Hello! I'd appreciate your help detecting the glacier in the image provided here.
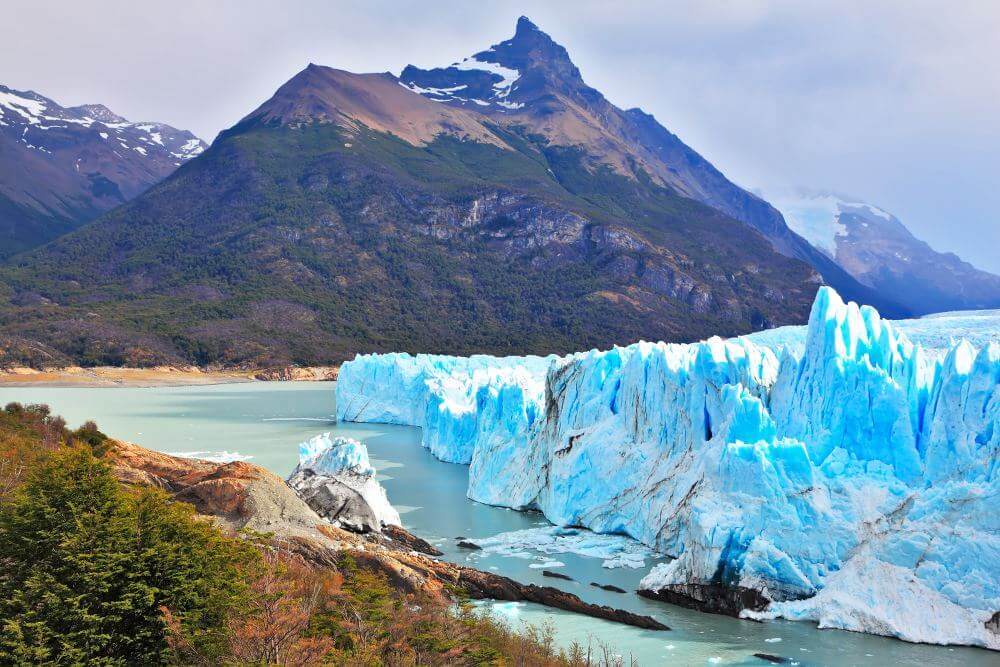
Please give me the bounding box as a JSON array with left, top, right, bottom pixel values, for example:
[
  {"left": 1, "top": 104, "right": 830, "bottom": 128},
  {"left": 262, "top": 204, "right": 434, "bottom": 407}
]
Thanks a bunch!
[{"left": 335, "top": 287, "right": 1000, "bottom": 649}]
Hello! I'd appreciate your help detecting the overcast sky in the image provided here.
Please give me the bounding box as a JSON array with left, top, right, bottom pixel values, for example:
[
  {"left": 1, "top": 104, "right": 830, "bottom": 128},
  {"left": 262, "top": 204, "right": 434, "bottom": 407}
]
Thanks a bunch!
[{"left": 7, "top": 1, "right": 999, "bottom": 272}]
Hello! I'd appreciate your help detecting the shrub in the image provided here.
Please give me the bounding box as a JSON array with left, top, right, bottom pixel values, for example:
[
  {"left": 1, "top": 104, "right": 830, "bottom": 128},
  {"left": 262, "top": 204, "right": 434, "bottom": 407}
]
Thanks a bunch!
[{"left": 0, "top": 447, "right": 255, "bottom": 665}]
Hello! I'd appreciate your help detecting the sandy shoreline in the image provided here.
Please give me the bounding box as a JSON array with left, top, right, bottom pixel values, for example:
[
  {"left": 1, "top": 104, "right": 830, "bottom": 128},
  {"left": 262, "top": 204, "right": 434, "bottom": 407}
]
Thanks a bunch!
[{"left": 0, "top": 365, "right": 337, "bottom": 388}]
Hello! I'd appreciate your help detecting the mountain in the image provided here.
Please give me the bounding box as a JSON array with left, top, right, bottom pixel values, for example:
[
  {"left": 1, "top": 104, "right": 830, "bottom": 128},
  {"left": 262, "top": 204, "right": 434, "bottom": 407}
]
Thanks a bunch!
[
  {"left": 0, "top": 84, "right": 206, "bottom": 259},
  {"left": 400, "top": 16, "right": 898, "bottom": 316},
  {"left": 1, "top": 19, "right": 863, "bottom": 368},
  {"left": 767, "top": 189, "right": 1000, "bottom": 314}
]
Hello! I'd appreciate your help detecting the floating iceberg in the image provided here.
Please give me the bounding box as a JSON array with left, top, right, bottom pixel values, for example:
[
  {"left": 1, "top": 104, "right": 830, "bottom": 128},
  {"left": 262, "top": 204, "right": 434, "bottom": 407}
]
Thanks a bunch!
[
  {"left": 336, "top": 288, "right": 1000, "bottom": 649},
  {"left": 461, "top": 526, "right": 655, "bottom": 569},
  {"left": 288, "top": 433, "right": 399, "bottom": 532},
  {"left": 298, "top": 432, "right": 375, "bottom": 476},
  {"left": 165, "top": 450, "right": 253, "bottom": 463}
]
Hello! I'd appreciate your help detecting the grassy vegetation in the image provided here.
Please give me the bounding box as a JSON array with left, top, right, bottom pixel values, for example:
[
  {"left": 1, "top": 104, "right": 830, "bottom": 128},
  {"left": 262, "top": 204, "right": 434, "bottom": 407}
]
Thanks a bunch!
[
  {"left": 0, "top": 120, "right": 817, "bottom": 369},
  {"left": 0, "top": 404, "right": 628, "bottom": 666}
]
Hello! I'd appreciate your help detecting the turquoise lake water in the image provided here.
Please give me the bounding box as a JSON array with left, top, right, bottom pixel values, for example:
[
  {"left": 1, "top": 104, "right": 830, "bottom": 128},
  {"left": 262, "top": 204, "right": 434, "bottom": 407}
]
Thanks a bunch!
[{"left": 1, "top": 382, "right": 995, "bottom": 666}]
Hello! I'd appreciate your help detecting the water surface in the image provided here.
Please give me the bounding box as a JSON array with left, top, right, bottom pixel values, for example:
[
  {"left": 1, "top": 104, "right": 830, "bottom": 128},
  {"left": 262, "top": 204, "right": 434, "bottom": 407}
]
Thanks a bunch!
[{"left": 1, "top": 383, "right": 994, "bottom": 666}]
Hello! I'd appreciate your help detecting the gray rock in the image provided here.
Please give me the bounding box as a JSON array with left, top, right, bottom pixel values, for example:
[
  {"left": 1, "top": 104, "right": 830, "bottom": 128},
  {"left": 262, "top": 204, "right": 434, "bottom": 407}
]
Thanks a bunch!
[{"left": 287, "top": 466, "right": 399, "bottom": 534}]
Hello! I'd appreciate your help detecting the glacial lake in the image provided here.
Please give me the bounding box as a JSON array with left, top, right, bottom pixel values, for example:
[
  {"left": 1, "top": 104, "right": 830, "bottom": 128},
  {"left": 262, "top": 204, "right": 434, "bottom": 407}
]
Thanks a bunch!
[{"left": 2, "top": 381, "right": 995, "bottom": 667}]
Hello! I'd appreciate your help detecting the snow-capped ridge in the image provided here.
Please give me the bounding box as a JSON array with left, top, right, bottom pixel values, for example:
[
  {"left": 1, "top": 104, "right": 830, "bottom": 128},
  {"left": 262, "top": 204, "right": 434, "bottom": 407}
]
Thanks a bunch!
[
  {"left": 767, "top": 188, "right": 1000, "bottom": 314},
  {"left": 0, "top": 83, "right": 207, "bottom": 160}
]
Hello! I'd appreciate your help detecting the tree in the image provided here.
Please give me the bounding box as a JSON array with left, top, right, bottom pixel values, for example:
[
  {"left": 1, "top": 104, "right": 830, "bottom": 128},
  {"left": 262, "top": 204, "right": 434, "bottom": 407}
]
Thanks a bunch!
[{"left": 0, "top": 447, "right": 255, "bottom": 665}]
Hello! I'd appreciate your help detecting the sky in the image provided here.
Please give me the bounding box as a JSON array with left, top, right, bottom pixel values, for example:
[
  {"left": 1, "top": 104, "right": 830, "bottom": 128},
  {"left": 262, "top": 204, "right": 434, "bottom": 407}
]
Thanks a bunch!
[{"left": 7, "top": 1, "right": 1000, "bottom": 272}]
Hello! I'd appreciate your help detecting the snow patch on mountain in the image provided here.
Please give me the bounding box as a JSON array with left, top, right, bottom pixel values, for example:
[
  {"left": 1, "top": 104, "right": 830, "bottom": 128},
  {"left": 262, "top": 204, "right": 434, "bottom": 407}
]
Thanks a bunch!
[
  {"left": 451, "top": 56, "right": 522, "bottom": 108},
  {"left": 0, "top": 83, "right": 207, "bottom": 161},
  {"left": 336, "top": 288, "right": 1000, "bottom": 649},
  {"left": 765, "top": 193, "right": 848, "bottom": 257},
  {"left": 0, "top": 90, "right": 47, "bottom": 124}
]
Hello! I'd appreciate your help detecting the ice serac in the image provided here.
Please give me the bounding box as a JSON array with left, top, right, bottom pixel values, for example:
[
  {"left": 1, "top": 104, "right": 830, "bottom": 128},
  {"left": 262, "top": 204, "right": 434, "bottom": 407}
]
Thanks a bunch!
[
  {"left": 335, "top": 287, "right": 1000, "bottom": 649},
  {"left": 336, "top": 352, "right": 555, "bottom": 464},
  {"left": 287, "top": 433, "right": 400, "bottom": 532}
]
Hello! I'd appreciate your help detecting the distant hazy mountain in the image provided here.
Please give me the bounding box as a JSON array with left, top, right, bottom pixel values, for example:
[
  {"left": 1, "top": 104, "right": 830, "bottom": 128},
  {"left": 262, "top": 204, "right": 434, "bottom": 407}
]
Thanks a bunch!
[
  {"left": 767, "top": 189, "right": 1000, "bottom": 314},
  {"left": 0, "top": 18, "right": 889, "bottom": 368},
  {"left": 0, "top": 84, "right": 206, "bottom": 258}
]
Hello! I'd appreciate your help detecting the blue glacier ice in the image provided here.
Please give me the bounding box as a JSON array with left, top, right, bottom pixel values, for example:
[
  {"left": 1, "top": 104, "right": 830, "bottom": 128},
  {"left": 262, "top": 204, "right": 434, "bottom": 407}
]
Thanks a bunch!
[
  {"left": 337, "top": 353, "right": 555, "bottom": 463},
  {"left": 335, "top": 288, "right": 1000, "bottom": 649},
  {"left": 298, "top": 432, "right": 376, "bottom": 476},
  {"left": 462, "top": 526, "right": 656, "bottom": 569}
]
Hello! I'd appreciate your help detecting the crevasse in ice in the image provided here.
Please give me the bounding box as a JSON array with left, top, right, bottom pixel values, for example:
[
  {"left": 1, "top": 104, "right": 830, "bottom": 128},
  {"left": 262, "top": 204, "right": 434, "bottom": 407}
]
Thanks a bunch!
[{"left": 335, "top": 287, "right": 1000, "bottom": 649}]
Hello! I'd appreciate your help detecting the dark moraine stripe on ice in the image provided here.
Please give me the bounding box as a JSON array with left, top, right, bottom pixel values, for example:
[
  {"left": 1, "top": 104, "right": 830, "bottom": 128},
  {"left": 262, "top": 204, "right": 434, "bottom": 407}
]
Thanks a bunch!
[{"left": 638, "top": 583, "right": 770, "bottom": 617}]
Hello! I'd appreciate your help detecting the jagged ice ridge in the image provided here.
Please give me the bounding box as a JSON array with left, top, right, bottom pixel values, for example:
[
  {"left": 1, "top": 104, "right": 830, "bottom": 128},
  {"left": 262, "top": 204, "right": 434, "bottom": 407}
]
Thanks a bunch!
[{"left": 335, "top": 287, "right": 999, "bottom": 649}]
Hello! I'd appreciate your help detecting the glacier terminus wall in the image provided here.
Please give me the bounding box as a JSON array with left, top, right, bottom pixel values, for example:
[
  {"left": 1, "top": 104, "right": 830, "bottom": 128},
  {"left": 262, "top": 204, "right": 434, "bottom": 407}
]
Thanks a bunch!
[{"left": 335, "top": 287, "right": 1000, "bottom": 650}]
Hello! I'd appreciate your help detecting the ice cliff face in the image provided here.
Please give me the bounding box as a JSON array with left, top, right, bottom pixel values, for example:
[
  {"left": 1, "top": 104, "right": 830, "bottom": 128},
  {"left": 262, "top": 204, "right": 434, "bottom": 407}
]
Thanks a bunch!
[
  {"left": 335, "top": 287, "right": 1000, "bottom": 649},
  {"left": 337, "top": 353, "right": 555, "bottom": 464},
  {"left": 288, "top": 434, "right": 400, "bottom": 533}
]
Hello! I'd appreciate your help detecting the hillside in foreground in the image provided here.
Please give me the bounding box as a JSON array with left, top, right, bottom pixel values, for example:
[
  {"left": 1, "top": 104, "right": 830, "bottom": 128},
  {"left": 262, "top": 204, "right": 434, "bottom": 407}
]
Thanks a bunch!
[{"left": 0, "top": 402, "right": 620, "bottom": 665}]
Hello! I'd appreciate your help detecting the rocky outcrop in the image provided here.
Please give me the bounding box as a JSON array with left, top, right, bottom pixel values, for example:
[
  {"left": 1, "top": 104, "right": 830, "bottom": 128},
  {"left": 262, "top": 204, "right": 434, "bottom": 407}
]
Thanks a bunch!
[
  {"left": 109, "top": 440, "right": 668, "bottom": 631},
  {"left": 382, "top": 524, "right": 442, "bottom": 556},
  {"left": 590, "top": 583, "right": 626, "bottom": 594},
  {"left": 288, "top": 467, "right": 393, "bottom": 533},
  {"left": 287, "top": 434, "right": 400, "bottom": 532},
  {"left": 110, "top": 441, "right": 337, "bottom": 544},
  {"left": 988, "top": 612, "right": 1000, "bottom": 635},
  {"left": 638, "top": 583, "right": 770, "bottom": 618},
  {"left": 456, "top": 568, "right": 668, "bottom": 631},
  {"left": 253, "top": 366, "right": 338, "bottom": 381}
]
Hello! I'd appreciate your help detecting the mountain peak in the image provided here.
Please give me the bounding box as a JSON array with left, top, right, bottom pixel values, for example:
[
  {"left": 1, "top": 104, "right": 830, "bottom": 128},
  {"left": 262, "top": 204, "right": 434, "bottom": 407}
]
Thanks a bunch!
[
  {"left": 399, "top": 16, "right": 581, "bottom": 111},
  {"left": 515, "top": 15, "right": 538, "bottom": 32},
  {"left": 513, "top": 15, "right": 546, "bottom": 41},
  {"left": 66, "top": 103, "right": 126, "bottom": 124},
  {"left": 501, "top": 16, "right": 573, "bottom": 68},
  {"left": 241, "top": 64, "right": 507, "bottom": 148}
]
